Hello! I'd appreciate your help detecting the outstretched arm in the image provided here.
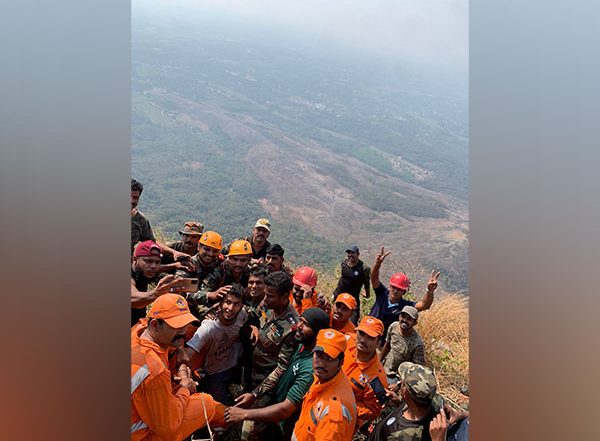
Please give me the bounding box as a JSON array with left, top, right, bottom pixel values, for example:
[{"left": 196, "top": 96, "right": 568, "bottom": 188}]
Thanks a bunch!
[
  {"left": 225, "top": 398, "right": 297, "bottom": 424},
  {"left": 131, "top": 275, "right": 186, "bottom": 308}
]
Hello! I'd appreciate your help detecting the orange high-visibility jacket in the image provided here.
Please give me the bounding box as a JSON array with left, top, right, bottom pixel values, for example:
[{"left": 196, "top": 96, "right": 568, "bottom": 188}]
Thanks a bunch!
[
  {"left": 330, "top": 313, "right": 356, "bottom": 336},
  {"left": 342, "top": 346, "right": 388, "bottom": 428},
  {"left": 131, "top": 324, "right": 218, "bottom": 441},
  {"left": 292, "top": 370, "right": 357, "bottom": 441}
]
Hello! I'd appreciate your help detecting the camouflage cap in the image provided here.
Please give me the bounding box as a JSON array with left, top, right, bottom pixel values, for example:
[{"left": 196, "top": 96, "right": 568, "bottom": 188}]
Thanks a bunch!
[
  {"left": 398, "top": 362, "right": 437, "bottom": 404},
  {"left": 178, "top": 221, "right": 204, "bottom": 236}
]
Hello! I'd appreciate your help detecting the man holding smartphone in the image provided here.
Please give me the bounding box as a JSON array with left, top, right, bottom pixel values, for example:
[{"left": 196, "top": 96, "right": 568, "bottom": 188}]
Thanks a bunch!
[{"left": 342, "top": 316, "right": 389, "bottom": 432}]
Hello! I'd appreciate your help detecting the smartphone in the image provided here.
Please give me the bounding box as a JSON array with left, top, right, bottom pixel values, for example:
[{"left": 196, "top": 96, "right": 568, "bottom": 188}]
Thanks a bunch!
[
  {"left": 180, "top": 278, "right": 199, "bottom": 293},
  {"left": 370, "top": 377, "right": 389, "bottom": 405}
]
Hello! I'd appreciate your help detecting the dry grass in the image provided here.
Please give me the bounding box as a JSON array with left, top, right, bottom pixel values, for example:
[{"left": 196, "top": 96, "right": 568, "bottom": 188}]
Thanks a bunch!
[
  {"left": 417, "top": 294, "right": 469, "bottom": 409},
  {"left": 317, "top": 266, "right": 470, "bottom": 410}
]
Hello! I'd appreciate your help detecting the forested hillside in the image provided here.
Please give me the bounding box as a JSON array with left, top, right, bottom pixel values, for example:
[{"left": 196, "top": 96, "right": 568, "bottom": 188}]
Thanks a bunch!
[{"left": 132, "top": 14, "right": 469, "bottom": 292}]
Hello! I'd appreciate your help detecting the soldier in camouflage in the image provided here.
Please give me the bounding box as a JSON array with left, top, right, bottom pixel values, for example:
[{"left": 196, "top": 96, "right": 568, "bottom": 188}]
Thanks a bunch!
[
  {"left": 201, "top": 239, "right": 252, "bottom": 293},
  {"left": 264, "top": 243, "right": 294, "bottom": 276},
  {"left": 234, "top": 271, "right": 300, "bottom": 440},
  {"left": 160, "top": 221, "right": 204, "bottom": 272},
  {"left": 366, "top": 362, "right": 447, "bottom": 441},
  {"left": 175, "top": 231, "right": 225, "bottom": 319}
]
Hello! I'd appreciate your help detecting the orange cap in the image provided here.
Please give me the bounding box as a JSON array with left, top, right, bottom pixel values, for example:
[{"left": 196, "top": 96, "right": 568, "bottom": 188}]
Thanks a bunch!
[
  {"left": 147, "top": 294, "right": 199, "bottom": 328},
  {"left": 355, "top": 315, "right": 384, "bottom": 338},
  {"left": 314, "top": 328, "right": 347, "bottom": 359},
  {"left": 335, "top": 293, "right": 357, "bottom": 310}
]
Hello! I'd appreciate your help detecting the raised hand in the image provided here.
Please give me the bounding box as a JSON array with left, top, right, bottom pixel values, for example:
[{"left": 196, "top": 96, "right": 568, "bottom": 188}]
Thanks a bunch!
[
  {"left": 429, "top": 408, "right": 448, "bottom": 441},
  {"left": 208, "top": 285, "right": 231, "bottom": 303},
  {"left": 375, "top": 246, "right": 391, "bottom": 265},
  {"left": 427, "top": 270, "right": 441, "bottom": 293}
]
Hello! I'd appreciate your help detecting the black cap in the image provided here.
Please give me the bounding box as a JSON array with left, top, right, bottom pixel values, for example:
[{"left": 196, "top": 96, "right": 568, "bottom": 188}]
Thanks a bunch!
[
  {"left": 345, "top": 245, "right": 359, "bottom": 253},
  {"left": 301, "top": 308, "right": 330, "bottom": 334}
]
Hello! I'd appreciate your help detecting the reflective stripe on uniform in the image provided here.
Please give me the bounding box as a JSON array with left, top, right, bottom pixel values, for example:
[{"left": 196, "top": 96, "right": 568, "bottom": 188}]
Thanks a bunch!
[
  {"left": 131, "top": 364, "right": 151, "bottom": 394},
  {"left": 131, "top": 420, "right": 148, "bottom": 433},
  {"left": 291, "top": 432, "right": 298, "bottom": 441},
  {"left": 310, "top": 408, "right": 318, "bottom": 425},
  {"left": 320, "top": 405, "right": 330, "bottom": 420},
  {"left": 341, "top": 404, "right": 353, "bottom": 423}
]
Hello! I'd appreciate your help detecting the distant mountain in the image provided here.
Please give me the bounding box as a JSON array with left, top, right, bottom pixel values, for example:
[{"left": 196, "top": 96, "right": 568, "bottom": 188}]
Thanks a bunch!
[{"left": 132, "top": 17, "right": 469, "bottom": 292}]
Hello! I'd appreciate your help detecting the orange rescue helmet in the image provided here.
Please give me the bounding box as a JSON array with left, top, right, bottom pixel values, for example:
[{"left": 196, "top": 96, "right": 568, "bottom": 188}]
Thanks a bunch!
[
  {"left": 293, "top": 266, "right": 318, "bottom": 288},
  {"left": 228, "top": 239, "right": 253, "bottom": 256},
  {"left": 198, "top": 231, "right": 223, "bottom": 250},
  {"left": 389, "top": 272, "right": 411, "bottom": 290}
]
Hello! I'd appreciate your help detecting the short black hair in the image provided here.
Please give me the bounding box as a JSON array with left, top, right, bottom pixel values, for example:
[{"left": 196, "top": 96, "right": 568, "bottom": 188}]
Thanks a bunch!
[
  {"left": 249, "top": 266, "right": 268, "bottom": 279},
  {"left": 227, "top": 283, "right": 245, "bottom": 300},
  {"left": 264, "top": 271, "right": 292, "bottom": 296},
  {"left": 131, "top": 178, "right": 144, "bottom": 194},
  {"left": 266, "top": 243, "right": 284, "bottom": 257}
]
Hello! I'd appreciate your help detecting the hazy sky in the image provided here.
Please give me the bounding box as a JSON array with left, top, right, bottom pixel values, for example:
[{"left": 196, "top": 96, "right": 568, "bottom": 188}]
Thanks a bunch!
[{"left": 134, "top": 0, "right": 468, "bottom": 72}]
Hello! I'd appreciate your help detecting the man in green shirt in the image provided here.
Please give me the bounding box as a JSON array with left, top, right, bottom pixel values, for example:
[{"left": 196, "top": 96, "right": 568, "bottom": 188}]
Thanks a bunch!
[{"left": 225, "top": 307, "right": 331, "bottom": 439}]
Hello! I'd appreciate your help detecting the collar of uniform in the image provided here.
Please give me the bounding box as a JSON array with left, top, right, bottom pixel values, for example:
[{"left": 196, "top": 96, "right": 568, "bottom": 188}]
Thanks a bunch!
[
  {"left": 298, "top": 344, "right": 315, "bottom": 358},
  {"left": 269, "top": 301, "right": 295, "bottom": 322},
  {"left": 134, "top": 322, "right": 170, "bottom": 358},
  {"left": 355, "top": 352, "right": 379, "bottom": 371},
  {"left": 311, "top": 368, "right": 347, "bottom": 393}
]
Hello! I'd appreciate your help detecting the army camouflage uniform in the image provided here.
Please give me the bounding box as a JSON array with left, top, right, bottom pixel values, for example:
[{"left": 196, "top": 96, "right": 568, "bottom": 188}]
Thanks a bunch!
[
  {"left": 174, "top": 256, "right": 221, "bottom": 319},
  {"left": 201, "top": 261, "right": 250, "bottom": 293},
  {"left": 383, "top": 323, "right": 425, "bottom": 379},
  {"left": 241, "top": 302, "right": 300, "bottom": 441},
  {"left": 131, "top": 210, "right": 155, "bottom": 254},
  {"left": 367, "top": 362, "right": 441, "bottom": 441},
  {"left": 160, "top": 241, "right": 191, "bottom": 269},
  {"left": 251, "top": 302, "right": 300, "bottom": 395}
]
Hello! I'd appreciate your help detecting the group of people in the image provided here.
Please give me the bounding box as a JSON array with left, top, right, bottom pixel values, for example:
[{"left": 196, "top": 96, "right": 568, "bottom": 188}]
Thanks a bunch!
[{"left": 130, "top": 179, "right": 469, "bottom": 441}]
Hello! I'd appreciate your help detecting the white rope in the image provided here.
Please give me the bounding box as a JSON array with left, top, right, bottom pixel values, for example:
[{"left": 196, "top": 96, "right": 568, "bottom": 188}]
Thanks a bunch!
[{"left": 192, "top": 394, "right": 214, "bottom": 441}]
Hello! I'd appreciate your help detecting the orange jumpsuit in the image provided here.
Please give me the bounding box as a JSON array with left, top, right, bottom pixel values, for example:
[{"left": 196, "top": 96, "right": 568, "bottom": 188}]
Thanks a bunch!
[
  {"left": 331, "top": 315, "right": 356, "bottom": 336},
  {"left": 131, "top": 324, "right": 225, "bottom": 441},
  {"left": 292, "top": 370, "right": 357, "bottom": 441},
  {"left": 342, "top": 346, "right": 388, "bottom": 429}
]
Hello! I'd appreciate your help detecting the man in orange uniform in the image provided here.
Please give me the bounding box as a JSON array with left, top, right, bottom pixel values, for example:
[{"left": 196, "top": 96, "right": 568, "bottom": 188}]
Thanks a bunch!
[
  {"left": 291, "top": 266, "right": 319, "bottom": 315},
  {"left": 342, "top": 316, "right": 388, "bottom": 432},
  {"left": 292, "top": 328, "right": 357, "bottom": 441},
  {"left": 330, "top": 293, "right": 357, "bottom": 336},
  {"left": 131, "top": 294, "right": 226, "bottom": 441}
]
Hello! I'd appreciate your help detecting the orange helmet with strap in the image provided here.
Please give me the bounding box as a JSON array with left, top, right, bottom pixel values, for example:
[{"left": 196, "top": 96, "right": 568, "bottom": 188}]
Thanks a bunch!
[
  {"left": 228, "top": 239, "right": 253, "bottom": 256},
  {"left": 198, "top": 231, "right": 223, "bottom": 250}
]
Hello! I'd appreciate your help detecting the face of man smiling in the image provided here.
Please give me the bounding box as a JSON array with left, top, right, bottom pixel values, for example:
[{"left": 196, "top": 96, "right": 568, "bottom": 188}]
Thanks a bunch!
[{"left": 399, "top": 312, "right": 417, "bottom": 333}]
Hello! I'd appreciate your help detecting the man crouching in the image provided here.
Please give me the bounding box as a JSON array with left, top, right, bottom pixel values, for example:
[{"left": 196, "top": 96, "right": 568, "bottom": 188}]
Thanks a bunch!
[{"left": 131, "top": 294, "right": 226, "bottom": 440}]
